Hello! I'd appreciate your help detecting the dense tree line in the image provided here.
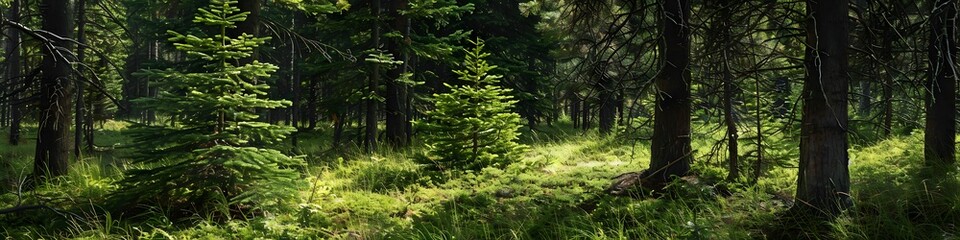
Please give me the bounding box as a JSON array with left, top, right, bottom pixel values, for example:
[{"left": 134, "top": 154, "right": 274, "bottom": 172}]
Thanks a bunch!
[{"left": 0, "top": 0, "right": 956, "bottom": 223}]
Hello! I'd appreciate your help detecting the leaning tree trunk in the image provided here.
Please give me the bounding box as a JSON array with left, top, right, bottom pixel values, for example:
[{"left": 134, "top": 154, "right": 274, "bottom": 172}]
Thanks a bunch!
[
  {"left": 924, "top": 0, "right": 957, "bottom": 166},
  {"left": 35, "top": 0, "right": 75, "bottom": 178},
  {"left": 795, "top": 0, "right": 851, "bottom": 217},
  {"left": 5, "top": 0, "right": 22, "bottom": 145},
  {"left": 646, "top": 0, "right": 693, "bottom": 186}
]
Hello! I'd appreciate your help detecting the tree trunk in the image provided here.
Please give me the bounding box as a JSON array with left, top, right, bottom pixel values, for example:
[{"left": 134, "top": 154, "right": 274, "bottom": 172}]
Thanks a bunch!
[
  {"left": 646, "top": 0, "right": 693, "bottom": 186},
  {"left": 924, "top": 0, "right": 957, "bottom": 166},
  {"left": 385, "top": 0, "right": 409, "bottom": 147},
  {"left": 597, "top": 63, "right": 616, "bottom": 135},
  {"left": 581, "top": 101, "right": 591, "bottom": 130},
  {"left": 5, "top": 0, "right": 22, "bottom": 145},
  {"left": 308, "top": 76, "right": 319, "bottom": 130},
  {"left": 719, "top": 0, "right": 738, "bottom": 181},
  {"left": 881, "top": 35, "right": 893, "bottom": 137},
  {"left": 795, "top": 0, "right": 852, "bottom": 216},
  {"left": 120, "top": 23, "right": 146, "bottom": 119},
  {"left": 571, "top": 95, "right": 580, "bottom": 128},
  {"left": 74, "top": 0, "right": 87, "bottom": 158},
  {"left": 35, "top": 0, "right": 75, "bottom": 178},
  {"left": 366, "top": 0, "right": 381, "bottom": 152}
]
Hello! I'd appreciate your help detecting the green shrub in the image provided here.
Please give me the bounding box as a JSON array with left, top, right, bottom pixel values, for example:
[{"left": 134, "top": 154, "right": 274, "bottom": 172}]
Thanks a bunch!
[{"left": 417, "top": 39, "right": 525, "bottom": 171}]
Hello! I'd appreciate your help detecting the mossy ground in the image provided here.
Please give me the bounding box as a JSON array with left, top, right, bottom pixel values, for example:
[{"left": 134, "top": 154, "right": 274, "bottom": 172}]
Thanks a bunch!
[{"left": 0, "top": 120, "right": 958, "bottom": 239}]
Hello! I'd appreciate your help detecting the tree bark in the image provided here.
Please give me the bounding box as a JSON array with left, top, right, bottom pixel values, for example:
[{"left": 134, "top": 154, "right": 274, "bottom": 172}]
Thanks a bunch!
[
  {"left": 597, "top": 62, "right": 616, "bottom": 135},
  {"left": 924, "top": 0, "right": 957, "bottom": 166},
  {"left": 366, "top": 0, "right": 381, "bottom": 152},
  {"left": 5, "top": 0, "right": 22, "bottom": 145},
  {"left": 719, "top": 0, "right": 739, "bottom": 181},
  {"left": 795, "top": 0, "right": 852, "bottom": 216},
  {"left": 645, "top": 0, "right": 693, "bottom": 186},
  {"left": 35, "top": 0, "right": 75, "bottom": 178},
  {"left": 385, "top": 0, "right": 409, "bottom": 147},
  {"left": 308, "top": 77, "right": 319, "bottom": 130},
  {"left": 881, "top": 34, "right": 893, "bottom": 136},
  {"left": 75, "top": 0, "right": 87, "bottom": 157},
  {"left": 876, "top": 2, "right": 895, "bottom": 137}
]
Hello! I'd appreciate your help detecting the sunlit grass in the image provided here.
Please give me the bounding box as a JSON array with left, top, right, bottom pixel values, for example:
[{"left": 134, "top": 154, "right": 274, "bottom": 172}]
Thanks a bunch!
[{"left": 0, "top": 121, "right": 958, "bottom": 239}]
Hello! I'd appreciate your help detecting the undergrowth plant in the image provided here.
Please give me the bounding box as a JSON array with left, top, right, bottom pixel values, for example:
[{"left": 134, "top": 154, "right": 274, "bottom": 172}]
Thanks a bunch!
[
  {"left": 109, "top": 0, "right": 303, "bottom": 216},
  {"left": 417, "top": 39, "right": 525, "bottom": 171}
]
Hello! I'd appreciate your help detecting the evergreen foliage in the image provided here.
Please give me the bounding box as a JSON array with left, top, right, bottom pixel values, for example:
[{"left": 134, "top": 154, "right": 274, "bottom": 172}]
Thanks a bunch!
[
  {"left": 417, "top": 39, "right": 525, "bottom": 171},
  {"left": 111, "top": 0, "right": 303, "bottom": 213}
]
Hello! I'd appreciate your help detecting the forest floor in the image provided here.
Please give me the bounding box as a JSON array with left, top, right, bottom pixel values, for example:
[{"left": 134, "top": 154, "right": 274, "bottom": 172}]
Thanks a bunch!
[{"left": 1, "top": 121, "right": 958, "bottom": 239}]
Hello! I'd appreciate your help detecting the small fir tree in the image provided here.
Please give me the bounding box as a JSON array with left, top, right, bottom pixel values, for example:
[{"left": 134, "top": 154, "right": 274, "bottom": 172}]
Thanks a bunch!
[
  {"left": 418, "top": 39, "right": 525, "bottom": 171},
  {"left": 111, "top": 0, "right": 303, "bottom": 214}
]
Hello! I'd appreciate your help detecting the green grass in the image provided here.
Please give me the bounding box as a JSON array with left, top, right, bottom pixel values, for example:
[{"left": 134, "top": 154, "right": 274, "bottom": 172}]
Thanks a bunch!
[{"left": 0, "top": 120, "right": 958, "bottom": 239}]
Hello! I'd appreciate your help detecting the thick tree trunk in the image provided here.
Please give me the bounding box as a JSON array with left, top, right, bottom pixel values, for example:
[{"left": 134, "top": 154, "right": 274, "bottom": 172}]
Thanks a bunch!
[
  {"left": 385, "top": 0, "right": 409, "bottom": 147},
  {"left": 35, "top": 0, "right": 75, "bottom": 178},
  {"left": 795, "top": 0, "right": 851, "bottom": 216},
  {"left": 366, "top": 0, "right": 381, "bottom": 152},
  {"left": 924, "top": 0, "right": 957, "bottom": 165},
  {"left": 645, "top": 0, "right": 693, "bottom": 186},
  {"left": 5, "top": 0, "right": 22, "bottom": 145}
]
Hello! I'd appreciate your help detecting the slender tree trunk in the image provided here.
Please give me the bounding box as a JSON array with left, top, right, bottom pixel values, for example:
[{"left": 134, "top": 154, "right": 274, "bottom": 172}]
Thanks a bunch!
[
  {"left": 385, "top": 0, "right": 409, "bottom": 147},
  {"left": 597, "top": 63, "right": 616, "bottom": 135},
  {"left": 0, "top": 32, "right": 6, "bottom": 129},
  {"left": 5, "top": 0, "right": 22, "bottom": 145},
  {"left": 646, "top": 0, "right": 693, "bottom": 186},
  {"left": 571, "top": 95, "right": 580, "bottom": 128},
  {"left": 333, "top": 112, "right": 344, "bottom": 148},
  {"left": 35, "top": 0, "right": 75, "bottom": 178},
  {"left": 291, "top": 12, "right": 304, "bottom": 147},
  {"left": 753, "top": 75, "right": 765, "bottom": 184},
  {"left": 308, "top": 77, "right": 318, "bottom": 130},
  {"left": 795, "top": 0, "right": 852, "bottom": 216},
  {"left": 719, "top": 0, "right": 738, "bottom": 181},
  {"left": 581, "top": 101, "right": 591, "bottom": 130},
  {"left": 881, "top": 42, "right": 893, "bottom": 137},
  {"left": 74, "top": 0, "right": 87, "bottom": 158},
  {"left": 859, "top": 81, "right": 871, "bottom": 116},
  {"left": 366, "top": 0, "right": 381, "bottom": 152},
  {"left": 924, "top": 0, "right": 957, "bottom": 166}
]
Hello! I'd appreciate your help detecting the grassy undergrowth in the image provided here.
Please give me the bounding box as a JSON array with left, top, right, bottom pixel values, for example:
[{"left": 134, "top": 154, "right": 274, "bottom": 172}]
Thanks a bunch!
[{"left": 1, "top": 121, "right": 958, "bottom": 239}]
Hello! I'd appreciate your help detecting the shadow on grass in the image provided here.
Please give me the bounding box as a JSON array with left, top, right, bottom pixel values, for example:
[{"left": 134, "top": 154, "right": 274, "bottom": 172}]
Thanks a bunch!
[
  {"left": 377, "top": 175, "right": 741, "bottom": 239},
  {"left": 760, "top": 164, "right": 960, "bottom": 239}
]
